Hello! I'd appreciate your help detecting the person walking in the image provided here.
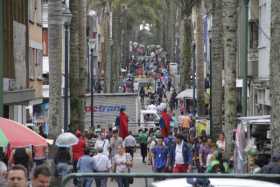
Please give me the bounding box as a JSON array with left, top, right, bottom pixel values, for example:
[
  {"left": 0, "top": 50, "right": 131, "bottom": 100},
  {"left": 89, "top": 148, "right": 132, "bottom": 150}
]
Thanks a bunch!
[
  {"left": 95, "top": 132, "right": 111, "bottom": 157},
  {"left": 159, "top": 108, "right": 171, "bottom": 138},
  {"left": 123, "top": 131, "right": 137, "bottom": 159},
  {"left": 139, "top": 86, "right": 145, "bottom": 107},
  {"left": 30, "top": 165, "right": 51, "bottom": 187},
  {"left": 93, "top": 147, "right": 112, "bottom": 187},
  {"left": 216, "top": 133, "right": 225, "bottom": 152},
  {"left": 8, "top": 147, "right": 32, "bottom": 176},
  {"left": 53, "top": 147, "right": 72, "bottom": 186},
  {"left": 261, "top": 152, "right": 280, "bottom": 174},
  {"left": 118, "top": 108, "right": 129, "bottom": 139},
  {"left": 169, "top": 134, "right": 192, "bottom": 173},
  {"left": 198, "top": 137, "right": 212, "bottom": 173},
  {"left": 113, "top": 145, "right": 133, "bottom": 187},
  {"left": 72, "top": 130, "right": 86, "bottom": 185},
  {"left": 138, "top": 129, "right": 148, "bottom": 163},
  {"left": 110, "top": 128, "right": 123, "bottom": 159},
  {"left": 164, "top": 132, "right": 176, "bottom": 157},
  {"left": 7, "top": 165, "right": 28, "bottom": 187},
  {"left": 151, "top": 136, "right": 169, "bottom": 174},
  {"left": 77, "top": 148, "right": 96, "bottom": 187}
]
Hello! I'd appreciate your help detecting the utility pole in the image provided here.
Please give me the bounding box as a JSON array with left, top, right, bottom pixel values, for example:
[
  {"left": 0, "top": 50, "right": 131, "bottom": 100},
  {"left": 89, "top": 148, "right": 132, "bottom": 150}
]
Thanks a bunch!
[
  {"left": 0, "top": 0, "right": 3, "bottom": 116},
  {"left": 192, "top": 43, "right": 196, "bottom": 115},
  {"left": 90, "top": 48, "right": 94, "bottom": 129},
  {"left": 105, "top": 7, "right": 113, "bottom": 93},
  {"left": 64, "top": 24, "right": 69, "bottom": 131},
  {"left": 241, "top": 0, "right": 249, "bottom": 116},
  {"left": 63, "top": 6, "right": 72, "bottom": 132}
]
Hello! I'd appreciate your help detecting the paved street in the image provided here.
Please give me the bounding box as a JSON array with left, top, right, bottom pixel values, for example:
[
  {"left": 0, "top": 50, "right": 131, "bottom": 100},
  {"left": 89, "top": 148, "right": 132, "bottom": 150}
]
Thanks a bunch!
[
  {"left": 108, "top": 149, "right": 152, "bottom": 187},
  {"left": 65, "top": 149, "right": 153, "bottom": 187}
]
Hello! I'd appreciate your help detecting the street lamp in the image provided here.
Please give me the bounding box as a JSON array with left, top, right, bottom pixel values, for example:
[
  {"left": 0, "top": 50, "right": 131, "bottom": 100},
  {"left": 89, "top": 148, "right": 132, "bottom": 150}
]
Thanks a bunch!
[
  {"left": 192, "top": 42, "right": 196, "bottom": 116},
  {"left": 63, "top": 6, "right": 72, "bottom": 132},
  {"left": 88, "top": 39, "right": 97, "bottom": 129},
  {"left": 88, "top": 10, "right": 98, "bottom": 129}
]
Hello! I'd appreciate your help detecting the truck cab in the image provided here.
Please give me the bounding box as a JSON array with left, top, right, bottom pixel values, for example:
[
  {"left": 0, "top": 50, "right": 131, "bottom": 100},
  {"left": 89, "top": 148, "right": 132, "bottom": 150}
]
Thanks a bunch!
[{"left": 140, "top": 110, "right": 160, "bottom": 129}]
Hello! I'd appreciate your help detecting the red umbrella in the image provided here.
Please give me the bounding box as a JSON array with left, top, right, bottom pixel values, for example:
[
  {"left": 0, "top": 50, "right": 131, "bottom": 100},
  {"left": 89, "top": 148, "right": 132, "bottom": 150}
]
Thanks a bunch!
[{"left": 0, "top": 117, "right": 47, "bottom": 149}]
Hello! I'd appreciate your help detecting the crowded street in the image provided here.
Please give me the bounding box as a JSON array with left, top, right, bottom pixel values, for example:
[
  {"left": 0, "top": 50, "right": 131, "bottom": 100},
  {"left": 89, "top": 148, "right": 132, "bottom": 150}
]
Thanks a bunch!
[{"left": 1, "top": 0, "right": 280, "bottom": 187}]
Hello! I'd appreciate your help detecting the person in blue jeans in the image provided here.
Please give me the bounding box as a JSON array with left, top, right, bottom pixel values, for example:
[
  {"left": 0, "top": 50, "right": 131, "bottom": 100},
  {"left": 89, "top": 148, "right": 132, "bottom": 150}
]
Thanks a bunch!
[
  {"left": 77, "top": 148, "right": 96, "bottom": 187},
  {"left": 151, "top": 136, "right": 169, "bottom": 181}
]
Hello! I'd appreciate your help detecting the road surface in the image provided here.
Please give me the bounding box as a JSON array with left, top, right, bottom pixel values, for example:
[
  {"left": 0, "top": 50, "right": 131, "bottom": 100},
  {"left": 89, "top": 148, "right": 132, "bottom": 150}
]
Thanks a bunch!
[{"left": 64, "top": 149, "right": 153, "bottom": 187}]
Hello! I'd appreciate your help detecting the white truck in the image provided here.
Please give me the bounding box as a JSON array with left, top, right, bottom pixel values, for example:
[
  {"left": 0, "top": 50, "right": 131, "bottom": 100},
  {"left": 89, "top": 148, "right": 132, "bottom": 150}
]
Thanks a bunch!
[
  {"left": 84, "top": 93, "right": 141, "bottom": 131},
  {"left": 139, "top": 109, "right": 160, "bottom": 129},
  {"left": 84, "top": 93, "right": 160, "bottom": 131}
]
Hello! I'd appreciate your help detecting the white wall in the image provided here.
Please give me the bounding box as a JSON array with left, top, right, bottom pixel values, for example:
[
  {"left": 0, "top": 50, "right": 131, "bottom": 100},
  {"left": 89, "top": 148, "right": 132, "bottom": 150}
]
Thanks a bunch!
[{"left": 258, "top": 0, "right": 271, "bottom": 80}]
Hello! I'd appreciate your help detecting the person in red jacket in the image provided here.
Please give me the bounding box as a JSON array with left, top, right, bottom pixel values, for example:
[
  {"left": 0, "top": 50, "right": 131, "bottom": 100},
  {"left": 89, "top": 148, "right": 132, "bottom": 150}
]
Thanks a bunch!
[
  {"left": 119, "top": 108, "right": 129, "bottom": 139},
  {"left": 160, "top": 108, "right": 171, "bottom": 138},
  {"left": 72, "top": 130, "right": 86, "bottom": 185}
]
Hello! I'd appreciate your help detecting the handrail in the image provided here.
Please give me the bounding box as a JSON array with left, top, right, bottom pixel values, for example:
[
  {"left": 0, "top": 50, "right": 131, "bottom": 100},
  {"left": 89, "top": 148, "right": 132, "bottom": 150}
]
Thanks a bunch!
[{"left": 61, "top": 172, "right": 280, "bottom": 187}]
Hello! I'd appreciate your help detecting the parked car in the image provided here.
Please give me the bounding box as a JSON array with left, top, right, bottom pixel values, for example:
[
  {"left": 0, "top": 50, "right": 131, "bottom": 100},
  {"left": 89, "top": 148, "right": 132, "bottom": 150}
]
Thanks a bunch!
[{"left": 151, "top": 178, "right": 280, "bottom": 187}]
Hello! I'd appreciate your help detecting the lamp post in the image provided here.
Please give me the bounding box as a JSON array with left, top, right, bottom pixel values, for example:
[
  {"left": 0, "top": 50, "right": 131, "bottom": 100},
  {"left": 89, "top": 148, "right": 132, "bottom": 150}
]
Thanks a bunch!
[
  {"left": 63, "top": 6, "right": 72, "bottom": 131},
  {"left": 88, "top": 40, "right": 97, "bottom": 129},
  {"left": 241, "top": 0, "right": 249, "bottom": 116},
  {"left": 88, "top": 10, "right": 97, "bottom": 129},
  {"left": 192, "top": 42, "right": 196, "bottom": 116}
]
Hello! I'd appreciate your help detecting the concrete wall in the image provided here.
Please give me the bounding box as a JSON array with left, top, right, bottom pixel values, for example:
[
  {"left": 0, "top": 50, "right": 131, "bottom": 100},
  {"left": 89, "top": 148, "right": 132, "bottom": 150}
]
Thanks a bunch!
[
  {"left": 13, "top": 21, "right": 27, "bottom": 89},
  {"left": 258, "top": 0, "right": 271, "bottom": 80}
]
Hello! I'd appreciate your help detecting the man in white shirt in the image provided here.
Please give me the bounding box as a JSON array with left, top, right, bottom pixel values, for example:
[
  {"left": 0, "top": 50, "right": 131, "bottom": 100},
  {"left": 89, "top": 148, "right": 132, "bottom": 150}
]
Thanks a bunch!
[
  {"left": 93, "top": 147, "right": 112, "bottom": 187},
  {"left": 170, "top": 133, "right": 192, "bottom": 173},
  {"left": 95, "top": 132, "right": 110, "bottom": 157},
  {"left": 123, "top": 131, "right": 137, "bottom": 159}
]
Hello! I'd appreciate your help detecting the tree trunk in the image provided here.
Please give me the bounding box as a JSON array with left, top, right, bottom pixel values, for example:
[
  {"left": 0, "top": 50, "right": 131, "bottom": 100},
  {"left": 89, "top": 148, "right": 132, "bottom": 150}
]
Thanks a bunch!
[
  {"left": 270, "top": 0, "right": 280, "bottom": 153},
  {"left": 211, "top": 0, "right": 223, "bottom": 139},
  {"left": 169, "top": 0, "right": 176, "bottom": 62},
  {"left": 222, "top": 0, "right": 238, "bottom": 158},
  {"left": 104, "top": 3, "right": 112, "bottom": 93},
  {"left": 111, "top": 6, "right": 121, "bottom": 92},
  {"left": 180, "top": 16, "right": 192, "bottom": 90},
  {"left": 78, "top": 0, "right": 87, "bottom": 130},
  {"left": 121, "top": 6, "right": 129, "bottom": 70},
  {"left": 48, "top": 0, "right": 63, "bottom": 138},
  {"left": 69, "top": 0, "right": 81, "bottom": 132},
  {"left": 196, "top": 0, "right": 205, "bottom": 116}
]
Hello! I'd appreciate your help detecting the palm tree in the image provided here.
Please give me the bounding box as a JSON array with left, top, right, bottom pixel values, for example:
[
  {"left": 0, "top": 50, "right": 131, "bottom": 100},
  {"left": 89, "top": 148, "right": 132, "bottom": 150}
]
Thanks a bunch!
[
  {"left": 111, "top": 3, "right": 122, "bottom": 92},
  {"left": 222, "top": 0, "right": 238, "bottom": 157},
  {"left": 179, "top": 0, "right": 194, "bottom": 90},
  {"left": 270, "top": 0, "right": 280, "bottom": 153},
  {"left": 211, "top": 0, "right": 223, "bottom": 139},
  {"left": 195, "top": 0, "right": 205, "bottom": 116},
  {"left": 48, "top": 0, "right": 63, "bottom": 137},
  {"left": 77, "top": 0, "right": 87, "bottom": 129},
  {"left": 69, "top": 0, "right": 82, "bottom": 131}
]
